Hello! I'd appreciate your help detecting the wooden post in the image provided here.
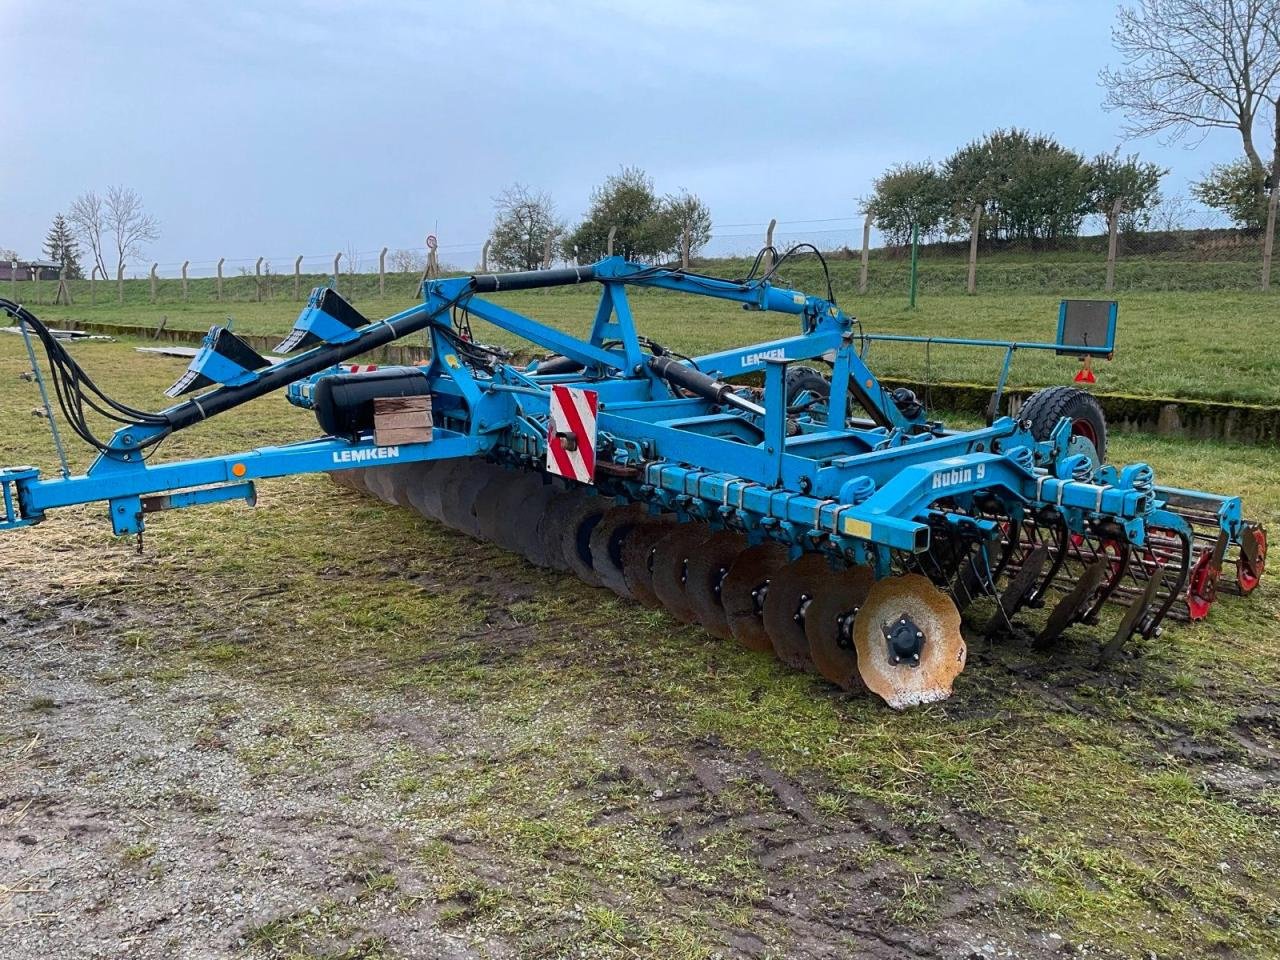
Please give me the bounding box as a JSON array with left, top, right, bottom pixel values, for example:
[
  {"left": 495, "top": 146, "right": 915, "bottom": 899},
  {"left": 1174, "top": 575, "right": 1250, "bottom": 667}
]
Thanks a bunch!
[
  {"left": 117, "top": 264, "right": 124, "bottom": 304},
  {"left": 542, "top": 232, "right": 553, "bottom": 269},
  {"left": 1262, "top": 186, "right": 1278, "bottom": 291},
  {"left": 150, "top": 263, "right": 158, "bottom": 303},
  {"left": 181, "top": 261, "right": 189, "bottom": 301},
  {"left": 681, "top": 228, "right": 691, "bottom": 270},
  {"left": 379, "top": 247, "right": 388, "bottom": 297},
  {"left": 606, "top": 225, "right": 618, "bottom": 257},
  {"left": 333, "top": 252, "right": 342, "bottom": 293},
  {"left": 31, "top": 265, "right": 40, "bottom": 305},
  {"left": 90, "top": 265, "right": 99, "bottom": 305},
  {"left": 55, "top": 264, "right": 72, "bottom": 305},
  {"left": 9, "top": 258, "right": 16, "bottom": 300},
  {"left": 966, "top": 204, "right": 982, "bottom": 295},
  {"left": 765, "top": 218, "right": 777, "bottom": 268},
  {"left": 859, "top": 213, "right": 871, "bottom": 294},
  {"left": 481, "top": 239, "right": 491, "bottom": 273},
  {"left": 294, "top": 255, "right": 303, "bottom": 300},
  {"left": 1105, "top": 198, "right": 1123, "bottom": 293},
  {"left": 254, "top": 257, "right": 264, "bottom": 302},
  {"left": 216, "top": 258, "right": 225, "bottom": 301}
]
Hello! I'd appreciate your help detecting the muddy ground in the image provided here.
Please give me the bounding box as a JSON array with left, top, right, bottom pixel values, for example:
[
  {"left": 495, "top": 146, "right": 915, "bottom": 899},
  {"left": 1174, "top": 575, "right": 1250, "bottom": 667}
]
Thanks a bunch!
[{"left": 2, "top": 340, "right": 1279, "bottom": 959}]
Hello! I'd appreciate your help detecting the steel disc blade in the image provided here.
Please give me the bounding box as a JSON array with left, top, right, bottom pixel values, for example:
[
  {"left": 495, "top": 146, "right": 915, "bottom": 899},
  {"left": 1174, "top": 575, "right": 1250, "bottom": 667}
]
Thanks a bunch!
[
  {"left": 438, "top": 460, "right": 496, "bottom": 536},
  {"left": 405, "top": 460, "right": 454, "bottom": 522},
  {"left": 588, "top": 503, "right": 652, "bottom": 598},
  {"left": 650, "top": 525, "right": 714, "bottom": 624},
  {"left": 804, "top": 565, "right": 875, "bottom": 691},
  {"left": 762, "top": 552, "right": 829, "bottom": 671},
  {"left": 557, "top": 495, "right": 610, "bottom": 586},
  {"left": 363, "top": 465, "right": 404, "bottom": 505},
  {"left": 329, "top": 468, "right": 363, "bottom": 492},
  {"left": 620, "top": 522, "right": 674, "bottom": 608},
  {"left": 506, "top": 479, "right": 561, "bottom": 567},
  {"left": 537, "top": 489, "right": 587, "bottom": 572},
  {"left": 474, "top": 470, "right": 529, "bottom": 550},
  {"left": 1033, "top": 559, "right": 1107, "bottom": 650},
  {"left": 683, "top": 531, "right": 750, "bottom": 640},
  {"left": 852, "top": 573, "right": 966, "bottom": 709},
  {"left": 721, "top": 543, "right": 790, "bottom": 653}
]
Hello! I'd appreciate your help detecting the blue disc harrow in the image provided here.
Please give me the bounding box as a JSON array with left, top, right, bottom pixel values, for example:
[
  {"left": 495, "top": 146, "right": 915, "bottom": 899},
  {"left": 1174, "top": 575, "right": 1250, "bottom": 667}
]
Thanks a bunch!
[{"left": 0, "top": 253, "right": 1266, "bottom": 707}]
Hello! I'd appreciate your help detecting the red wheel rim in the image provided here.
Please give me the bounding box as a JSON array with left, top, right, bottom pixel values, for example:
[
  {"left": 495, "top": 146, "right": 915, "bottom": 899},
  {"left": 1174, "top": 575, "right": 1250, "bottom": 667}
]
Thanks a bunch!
[{"left": 1071, "top": 418, "right": 1099, "bottom": 449}]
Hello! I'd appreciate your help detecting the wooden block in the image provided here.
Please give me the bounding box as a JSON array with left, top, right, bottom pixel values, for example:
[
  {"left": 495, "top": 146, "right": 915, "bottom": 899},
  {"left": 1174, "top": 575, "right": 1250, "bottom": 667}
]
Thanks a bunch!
[{"left": 374, "top": 395, "right": 432, "bottom": 446}]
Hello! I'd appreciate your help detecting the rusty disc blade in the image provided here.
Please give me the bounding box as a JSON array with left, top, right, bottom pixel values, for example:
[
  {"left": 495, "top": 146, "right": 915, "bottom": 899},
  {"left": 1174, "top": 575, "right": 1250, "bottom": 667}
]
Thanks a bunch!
[
  {"left": 721, "top": 543, "right": 790, "bottom": 653},
  {"left": 475, "top": 470, "right": 537, "bottom": 552},
  {"left": 620, "top": 521, "right": 674, "bottom": 608},
  {"left": 536, "top": 488, "right": 587, "bottom": 572},
  {"left": 852, "top": 573, "right": 966, "bottom": 709},
  {"left": 804, "top": 565, "right": 875, "bottom": 691},
  {"left": 762, "top": 552, "right": 831, "bottom": 672},
  {"left": 557, "top": 495, "right": 610, "bottom": 586},
  {"left": 588, "top": 503, "right": 653, "bottom": 598},
  {"left": 650, "top": 525, "right": 715, "bottom": 624},
  {"left": 684, "top": 531, "right": 750, "bottom": 641}
]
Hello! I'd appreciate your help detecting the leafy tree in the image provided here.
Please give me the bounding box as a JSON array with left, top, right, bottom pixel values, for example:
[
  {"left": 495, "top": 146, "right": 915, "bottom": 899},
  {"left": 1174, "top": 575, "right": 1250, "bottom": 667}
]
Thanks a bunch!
[
  {"left": 43, "top": 213, "right": 83, "bottom": 278},
  {"left": 654, "top": 191, "right": 713, "bottom": 261},
  {"left": 567, "top": 167, "right": 671, "bottom": 263},
  {"left": 1090, "top": 151, "right": 1167, "bottom": 231},
  {"left": 865, "top": 162, "right": 951, "bottom": 245},
  {"left": 943, "top": 129, "right": 1095, "bottom": 241},
  {"left": 1192, "top": 158, "right": 1271, "bottom": 229},
  {"left": 488, "top": 184, "right": 565, "bottom": 272}
]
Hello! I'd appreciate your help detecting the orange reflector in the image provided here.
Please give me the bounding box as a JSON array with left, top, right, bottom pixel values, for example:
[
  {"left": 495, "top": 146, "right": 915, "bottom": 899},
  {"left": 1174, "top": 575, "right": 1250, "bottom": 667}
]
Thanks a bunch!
[{"left": 232, "top": 463, "right": 247, "bottom": 477}]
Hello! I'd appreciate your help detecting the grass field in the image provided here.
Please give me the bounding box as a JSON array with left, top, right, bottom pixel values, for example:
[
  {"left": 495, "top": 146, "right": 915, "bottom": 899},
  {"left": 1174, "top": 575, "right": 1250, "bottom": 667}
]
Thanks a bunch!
[
  {"left": 2, "top": 333, "right": 1279, "bottom": 958},
  {"left": 7, "top": 261, "right": 1280, "bottom": 406}
]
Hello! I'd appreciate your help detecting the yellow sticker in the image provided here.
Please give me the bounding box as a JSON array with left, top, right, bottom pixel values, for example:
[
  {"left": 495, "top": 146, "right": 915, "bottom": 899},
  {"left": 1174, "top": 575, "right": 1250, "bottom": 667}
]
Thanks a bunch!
[
  {"left": 445, "top": 355, "right": 460, "bottom": 368},
  {"left": 843, "top": 517, "right": 872, "bottom": 539},
  {"left": 793, "top": 293, "right": 805, "bottom": 304}
]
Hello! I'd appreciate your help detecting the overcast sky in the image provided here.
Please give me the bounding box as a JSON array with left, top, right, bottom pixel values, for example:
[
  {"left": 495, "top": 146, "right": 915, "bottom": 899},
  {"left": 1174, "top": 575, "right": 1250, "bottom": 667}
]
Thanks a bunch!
[{"left": 0, "top": 0, "right": 1250, "bottom": 271}]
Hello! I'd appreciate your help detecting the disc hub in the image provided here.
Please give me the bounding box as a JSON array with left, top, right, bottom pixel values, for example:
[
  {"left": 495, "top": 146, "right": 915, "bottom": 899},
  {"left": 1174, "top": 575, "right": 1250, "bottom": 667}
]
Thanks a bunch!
[{"left": 882, "top": 615, "right": 925, "bottom": 666}]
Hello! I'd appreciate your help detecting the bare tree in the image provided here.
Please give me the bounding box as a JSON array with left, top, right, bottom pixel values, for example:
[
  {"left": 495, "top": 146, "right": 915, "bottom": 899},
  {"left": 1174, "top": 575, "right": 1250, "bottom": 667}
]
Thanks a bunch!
[
  {"left": 103, "top": 185, "right": 159, "bottom": 285},
  {"left": 68, "top": 190, "right": 109, "bottom": 279},
  {"left": 389, "top": 248, "right": 425, "bottom": 273},
  {"left": 489, "top": 184, "right": 565, "bottom": 271},
  {"left": 1101, "top": 0, "right": 1280, "bottom": 185}
]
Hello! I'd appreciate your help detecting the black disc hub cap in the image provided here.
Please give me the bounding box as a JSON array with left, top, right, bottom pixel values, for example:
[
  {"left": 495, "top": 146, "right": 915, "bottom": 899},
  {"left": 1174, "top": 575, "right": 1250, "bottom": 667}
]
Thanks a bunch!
[{"left": 883, "top": 615, "right": 924, "bottom": 666}]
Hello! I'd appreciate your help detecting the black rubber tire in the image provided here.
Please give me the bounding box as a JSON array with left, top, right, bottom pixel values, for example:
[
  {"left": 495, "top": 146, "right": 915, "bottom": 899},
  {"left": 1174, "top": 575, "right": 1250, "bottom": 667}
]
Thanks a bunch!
[
  {"left": 785, "top": 365, "right": 831, "bottom": 411},
  {"left": 1019, "top": 386, "right": 1107, "bottom": 464}
]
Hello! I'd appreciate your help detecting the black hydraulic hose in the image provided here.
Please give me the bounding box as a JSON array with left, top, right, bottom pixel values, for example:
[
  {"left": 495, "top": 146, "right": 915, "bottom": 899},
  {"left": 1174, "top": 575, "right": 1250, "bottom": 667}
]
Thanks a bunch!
[{"left": 648, "top": 355, "right": 765, "bottom": 416}]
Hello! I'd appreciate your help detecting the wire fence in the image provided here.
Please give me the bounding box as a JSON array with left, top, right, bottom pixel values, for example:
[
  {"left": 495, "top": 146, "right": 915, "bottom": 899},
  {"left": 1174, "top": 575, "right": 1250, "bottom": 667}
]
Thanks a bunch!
[{"left": 5, "top": 196, "right": 1276, "bottom": 308}]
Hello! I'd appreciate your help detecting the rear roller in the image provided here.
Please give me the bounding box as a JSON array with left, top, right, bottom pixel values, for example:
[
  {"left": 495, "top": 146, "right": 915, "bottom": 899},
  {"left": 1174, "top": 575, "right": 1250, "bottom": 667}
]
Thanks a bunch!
[
  {"left": 683, "top": 531, "right": 750, "bottom": 640},
  {"left": 803, "top": 564, "right": 875, "bottom": 691},
  {"left": 852, "top": 574, "right": 966, "bottom": 709},
  {"left": 761, "top": 552, "right": 830, "bottom": 672},
  {"left": 619, "top": 521, "right": 675, "bottom": 608},
  {"left": 721, "top": 543, "right": 790, "bottom": 653},
  {"left": 650, "top": 525, "right": 715, "bottom": 624},
  {"left": 588, "top": 503, "right": 653, "bottom": 598}
]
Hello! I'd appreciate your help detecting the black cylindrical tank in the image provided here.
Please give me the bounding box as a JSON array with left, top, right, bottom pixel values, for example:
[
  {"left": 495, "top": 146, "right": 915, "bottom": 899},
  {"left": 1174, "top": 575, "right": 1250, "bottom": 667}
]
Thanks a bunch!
[{"left": 313, "top": 367, "right": 431, "bottom": 440}]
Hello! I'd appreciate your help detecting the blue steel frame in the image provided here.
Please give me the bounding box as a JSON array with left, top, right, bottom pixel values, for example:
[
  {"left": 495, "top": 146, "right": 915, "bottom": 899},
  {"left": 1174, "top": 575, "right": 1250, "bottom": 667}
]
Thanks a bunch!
[{"left": 0, "top": 257, "right": 1242, "bottom": 580}]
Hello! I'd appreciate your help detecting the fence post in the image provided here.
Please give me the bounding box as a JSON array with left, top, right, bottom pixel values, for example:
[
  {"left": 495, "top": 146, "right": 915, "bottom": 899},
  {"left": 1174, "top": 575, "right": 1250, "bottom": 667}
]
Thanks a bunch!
[
  {"left": 765, "top": 218, "right": 776, "bottom": 268},
  {"left": 859, "top": 213, "right": 871, "bottom": 294},
  {"left": 966, "top": 204, "right": 982, "bottom": 295},
  {"left": 150, "top": 263, "right": 158, "bottom": 303},
  {"left": 117, "top": 264, "right": 124, "bottom": 304},
  {"left": 379, "top": 247, "right": 388, "bottom": 297},
  {"left": 606, "top": 226, "right": 617, "bottom": 257},
  {"left": 481, "top": 239, "right": 491, "bottom": 273},
  {"left": 542, "top": 233, "right": 553, "bottom": 269},
  {"left": 908, "top": 223, "right": 920, "bottom": 309},
  {"left": 216, "top": 258, "right": 225, "bottom": 302},
  {"left": 9, "top": 258, "right": 16, "bottom": 300},
  {"left": 1262, "top": 186, "right": 1278, "bottom": 291},
  {"left": 253, "top": 257, "right": 263, "bottom": 302},
  {"left": 1105, "top": 198, "right": 1123, "bottom": 293},
  {"left": 681, "top": 228, "right": 691, "bottom": 270},
  {"left": 90, "top": 265, "right": 98, "bottom": 305},
  {"left": 56, "top": 263, "right": 72, "bottom": 305},
  {"left": 294, "top": 255, "right": 303, "bottom": 300},
  {"left": 181, "top": 261, "right": 189, "bottom": 301},
  {"left": 333, "top": 252, "right": 342, "bottom": 294}
]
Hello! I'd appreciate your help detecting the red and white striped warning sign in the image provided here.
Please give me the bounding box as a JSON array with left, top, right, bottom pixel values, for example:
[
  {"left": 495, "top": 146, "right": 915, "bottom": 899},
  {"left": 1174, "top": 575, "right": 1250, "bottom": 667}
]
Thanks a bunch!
[{"left": 546, "top": 385, "right": 598, "bottom": 483}]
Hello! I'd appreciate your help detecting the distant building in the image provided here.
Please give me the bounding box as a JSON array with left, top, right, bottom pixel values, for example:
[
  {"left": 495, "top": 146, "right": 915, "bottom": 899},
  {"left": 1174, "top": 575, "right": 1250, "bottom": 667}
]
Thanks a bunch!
[{"left": 0, "top": 260, "right": 62, "bottom": 281}]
